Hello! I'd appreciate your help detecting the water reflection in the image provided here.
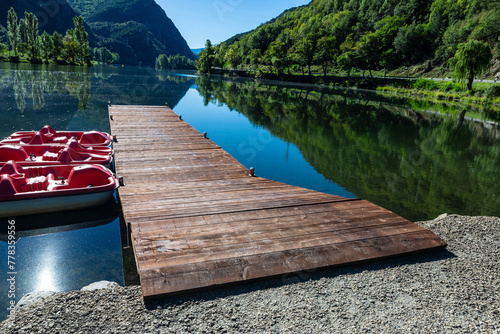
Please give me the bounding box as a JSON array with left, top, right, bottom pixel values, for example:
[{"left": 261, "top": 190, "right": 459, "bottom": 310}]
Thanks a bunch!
[
  {"left": 0, "top": 63, "right": 195, "bottom": 139},
  {"left": 1, "top": 63, "right": 498, "bottom": 320},
  {"left": 195, "top": 76, "right": 500, "bottom": 221},
  {"left": 0, "top": 63, "right": 196, "bottom": 321},
  {"left": 3, "top": 66, "right": 92, "bottom": 112},
  {"left": 13, "top": 72, "right": 27, "bottom": 112},
  {"left": 0, "top": 199, "right": 122, "bottom": 320}
]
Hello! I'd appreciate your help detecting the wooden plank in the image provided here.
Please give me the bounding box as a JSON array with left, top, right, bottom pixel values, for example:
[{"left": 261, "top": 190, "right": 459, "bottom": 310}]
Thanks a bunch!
[
  {"left": 109, "top": 105, "right": 447, "bottom": 300},
  {"left": 139, "top": 231, "right": 445, "bottom": 297}
]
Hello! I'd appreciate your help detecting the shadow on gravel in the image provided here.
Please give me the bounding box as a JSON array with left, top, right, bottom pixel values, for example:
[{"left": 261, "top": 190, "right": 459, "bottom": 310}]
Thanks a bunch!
[{"left": 144, "top": 248, "right": 455, "bottom": 311}]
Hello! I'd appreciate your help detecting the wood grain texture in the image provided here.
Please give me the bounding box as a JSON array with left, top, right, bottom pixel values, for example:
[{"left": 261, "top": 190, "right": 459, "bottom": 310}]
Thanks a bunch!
[{"left": 109, "top": 105, "right": 447, "bottom": 300}]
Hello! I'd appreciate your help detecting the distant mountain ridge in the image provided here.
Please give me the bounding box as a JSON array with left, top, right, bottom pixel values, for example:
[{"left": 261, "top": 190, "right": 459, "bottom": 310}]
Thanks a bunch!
[{"left": 0, "top": 0, "right": 194, "bottom": 65}]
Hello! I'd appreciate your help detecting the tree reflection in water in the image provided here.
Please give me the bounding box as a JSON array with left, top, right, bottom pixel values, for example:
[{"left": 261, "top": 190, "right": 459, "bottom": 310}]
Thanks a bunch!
[
  {"left": 196, "top": 76, "right": 500, "bottom": 221},
  {"left": 9, "top": 65, "right": 92, "bottom": 112}
]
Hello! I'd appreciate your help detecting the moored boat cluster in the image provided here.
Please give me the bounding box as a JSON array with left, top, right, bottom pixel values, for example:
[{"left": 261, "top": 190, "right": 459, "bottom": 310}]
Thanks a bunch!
[{"left": 0, "top": 126, "right": 119, "bottom": 217}]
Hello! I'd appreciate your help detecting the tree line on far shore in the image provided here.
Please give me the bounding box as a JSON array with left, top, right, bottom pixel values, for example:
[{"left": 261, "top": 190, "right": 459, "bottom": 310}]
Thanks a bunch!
[
  {"left": 1, "top": 7, "right": 118, "bottom": 65},
  {"left": 196, "top": 0, "right": 499, "bottom": 91},
  {"left": 155, "top": 54, "right": 196, "bottom": 70}
]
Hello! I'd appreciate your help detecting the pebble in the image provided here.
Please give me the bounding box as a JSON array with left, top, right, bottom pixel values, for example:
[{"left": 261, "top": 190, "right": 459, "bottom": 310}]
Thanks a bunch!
[{"left": 1, "top": 214, "right": 499, "bottom": 333}]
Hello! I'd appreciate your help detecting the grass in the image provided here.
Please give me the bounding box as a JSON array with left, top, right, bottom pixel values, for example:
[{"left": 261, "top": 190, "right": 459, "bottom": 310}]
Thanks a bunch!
[
  {"left": 0, "top": 52, "right": 91, "bottom": 66},
  {"left": 377, "top": 79, "right": 500, "bottom": 106}
]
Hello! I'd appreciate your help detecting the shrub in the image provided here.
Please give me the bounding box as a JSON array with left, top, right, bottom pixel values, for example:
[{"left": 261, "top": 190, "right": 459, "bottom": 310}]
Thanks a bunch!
[
  {"left": 484, "top": 85, "right": 500, "bottom": 98},
  {"left": 442, "top": 81, "right": 463, "bottom": 92},
  {"left": 413, "top": 78, "right": 439, "bottom": 90},
  {"left": 442, "top": 81, "right": 456, "bottom": 91},
  {"left": 0, "top": 42, "right": 8, "bottom": 54}
]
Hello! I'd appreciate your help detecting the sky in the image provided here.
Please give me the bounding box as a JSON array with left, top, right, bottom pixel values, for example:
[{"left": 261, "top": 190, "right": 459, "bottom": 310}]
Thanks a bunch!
[{"left": 156, "top": 0, "right": 311, "bottom": 49}]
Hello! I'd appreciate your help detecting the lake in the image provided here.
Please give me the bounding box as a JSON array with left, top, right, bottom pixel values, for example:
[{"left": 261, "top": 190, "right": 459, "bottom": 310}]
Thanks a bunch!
[{"left": 0, "top": 63, "right": 499, "bottom": 320}]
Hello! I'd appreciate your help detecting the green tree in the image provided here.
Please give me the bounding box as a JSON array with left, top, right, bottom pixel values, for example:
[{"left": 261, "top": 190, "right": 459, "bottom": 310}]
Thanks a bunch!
[
  {"left": 52, "top": 32, "right": 64, "bottom": 60},
  {"left": 373, "top": 16, "right": 406, "bottom": 71},
  {"left": 214, "top": 42, "right": 227, "bottom": 68},
  {"left": 448, "top": 39, "right": 492, "bottom": 90},
  {"left": 355, "top": 32, "right": 381, "bottom": 78},
  {"left": 24, "top": 12, "right": 39, "bottom": 59},
  {"left": 265, "top": 40, "right": 286, "bottom": 75},
  {"left": 98, "top": 47, "right": 115, "bottom": 63},
  {"left": 315, "top": 35, "right": 336, "bottom": 76},
  {"left": 156, "top": 53, "right": 169, "bottom": 69},
  {"left": 0, "top": 42, "right": 8, "bottom": 54},
  {"left": 40, "top": 31, "right": 53, "bottom": 62},
  {"left": 289, "top": 46, "right": 306, "bottom": 75},
  {"left": 394, "top": 23, "right": 431, "bottom": 65},
  {"left": 7, "top": 7, "right": 20, "bottom": 57},
  {"left": 250, "top": 49, "right": 262, "bottom": 66},
  {"left": 112, "top": 52, "right": 120, "bottom": 64},
  {"left": 337, "top": 51, "right": 357, "bottom": 78},
  {"left": 63, "top": 32, "right": 78, "bottom": 63},
  {"left": 196, "top": 39, "right": 215, "bottom": 74},
  {"left": 73, "top": 16, "right": 89, "bottom": 63},
  {"left": 225, "top": 43, "right": 242, "bottom": 69},
  {"left": 18, "top": 18, "right": 28, "bottom": 56},
  {"left": 294, "top": 34, "right": 317, "bottom": 76},
  {"left": 156, "top": 54, "right": 194, "bottom": 69}
]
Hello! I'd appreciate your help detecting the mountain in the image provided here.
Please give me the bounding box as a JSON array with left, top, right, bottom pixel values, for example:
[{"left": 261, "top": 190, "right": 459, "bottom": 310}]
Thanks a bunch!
[
  {"left": 220, "top": 0, "right": 499, "bottom": 73},
  {"left": 222, "top": 6, "right": 307, "bottom": 46},
  {"left": 0, "top": 0, "right": 194, "bottom": 66},
  {"left": 191, "top": 48, "right": 204, "bottom": 56},
  {"left": 67, "top": 0, "right": 194, "bottom": 65}
]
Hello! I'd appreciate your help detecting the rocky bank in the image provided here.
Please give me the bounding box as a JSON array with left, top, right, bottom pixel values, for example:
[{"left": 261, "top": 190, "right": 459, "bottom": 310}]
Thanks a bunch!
[{"left": 1, "top": 214, "right": 499, "bottom": 333}]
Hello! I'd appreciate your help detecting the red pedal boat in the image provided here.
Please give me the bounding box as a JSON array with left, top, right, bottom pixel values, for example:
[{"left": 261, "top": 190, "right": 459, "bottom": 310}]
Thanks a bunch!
[
  {"left": 1, "top": 125, "right": 112, "bottom": 147},
  {"left": 0, "top": 161, "right": 118, "bottom": 217},
  {"left": 0, "top": 142, "right": 112, "bottom": 167}
]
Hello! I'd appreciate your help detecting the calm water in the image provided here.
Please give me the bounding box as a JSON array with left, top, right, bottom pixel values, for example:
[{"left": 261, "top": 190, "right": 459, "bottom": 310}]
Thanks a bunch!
[{"left": 1, "top": 63, "right": 499, "bottom": 319}]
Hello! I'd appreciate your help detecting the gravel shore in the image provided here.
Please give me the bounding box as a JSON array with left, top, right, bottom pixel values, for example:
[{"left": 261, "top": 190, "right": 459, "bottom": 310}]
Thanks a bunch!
[{"left": 2, "top": 214, "right": 499, "bottom": 333}]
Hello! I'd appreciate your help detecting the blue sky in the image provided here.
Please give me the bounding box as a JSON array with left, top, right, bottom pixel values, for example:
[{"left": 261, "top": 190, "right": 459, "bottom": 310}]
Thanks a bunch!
[{"left": 156, "top": 0, "right": 311, "bottom": 49}]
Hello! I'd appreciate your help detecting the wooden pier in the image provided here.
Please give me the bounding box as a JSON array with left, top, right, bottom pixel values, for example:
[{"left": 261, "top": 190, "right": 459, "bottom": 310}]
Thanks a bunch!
[{"left": 109, "top": 105, "right": 447, "bottom": 300}]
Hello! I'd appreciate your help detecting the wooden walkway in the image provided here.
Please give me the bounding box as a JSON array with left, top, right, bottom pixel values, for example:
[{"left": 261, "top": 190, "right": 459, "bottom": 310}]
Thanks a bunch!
[{"left": 109, "top": 105, "right": 447, "bottom": 300}]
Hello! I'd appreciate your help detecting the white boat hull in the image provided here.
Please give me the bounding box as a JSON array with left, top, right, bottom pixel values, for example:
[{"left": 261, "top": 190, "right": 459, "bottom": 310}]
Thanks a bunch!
[{"left": 0, "top": 189, "right": 116, "bottom": 217}]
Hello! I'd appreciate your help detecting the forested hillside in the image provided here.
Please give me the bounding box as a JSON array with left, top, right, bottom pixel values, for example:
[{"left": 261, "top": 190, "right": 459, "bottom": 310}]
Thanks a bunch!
[
  {"left": 67, "top": 0, "right": 194, "bottom": 65},
  {"left": 0, "top": 0, "right": 194, "bottom": 66},
  {"left": 204, "top": 0, "right": 500, "bottom": 76}
]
